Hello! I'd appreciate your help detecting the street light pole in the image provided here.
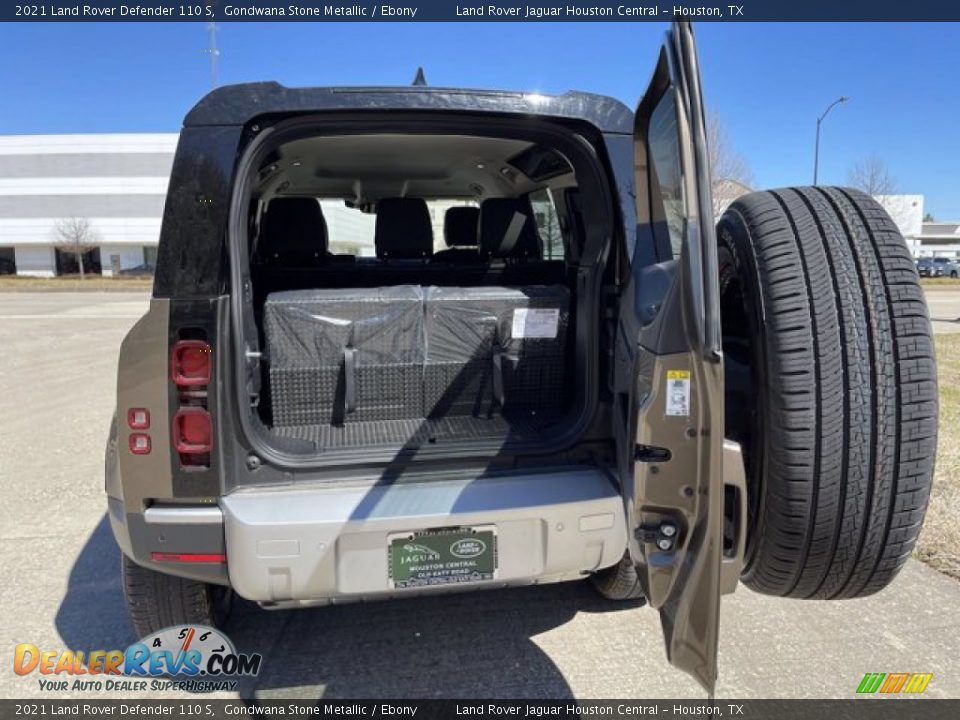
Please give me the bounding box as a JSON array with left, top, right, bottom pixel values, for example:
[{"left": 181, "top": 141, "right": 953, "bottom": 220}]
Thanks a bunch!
[{"left": 813, "top": 96, "right": 849, "bottom": 186}]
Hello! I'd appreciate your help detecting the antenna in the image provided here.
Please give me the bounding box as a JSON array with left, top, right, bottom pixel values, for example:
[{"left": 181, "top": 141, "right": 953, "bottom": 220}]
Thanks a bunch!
[{"left": 206, "top": 22, "right": 220, "bottom": 88}]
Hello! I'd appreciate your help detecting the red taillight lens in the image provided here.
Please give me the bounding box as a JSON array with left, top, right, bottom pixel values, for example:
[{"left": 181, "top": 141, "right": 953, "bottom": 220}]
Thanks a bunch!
[
  {"left": 129, "top": 433, "right": 152, "bottom": 455},
  {"left": 173, "top": 407, "right": 212, "bottom": 454},
  {"left": 127, "top": 408, "right": 150, "bottom": 430},
  {"left": 171, "top": 340, "right": 211, "bottom": 387}
]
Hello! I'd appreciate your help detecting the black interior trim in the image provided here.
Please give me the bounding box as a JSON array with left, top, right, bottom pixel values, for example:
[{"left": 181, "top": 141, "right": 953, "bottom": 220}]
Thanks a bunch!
[{"left": 227, "top": 112, "right": 616, "bottom": 471}]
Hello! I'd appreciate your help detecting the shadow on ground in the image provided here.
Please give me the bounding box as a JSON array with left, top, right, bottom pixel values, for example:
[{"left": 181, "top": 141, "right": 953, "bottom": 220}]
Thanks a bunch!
[
  {"left": 57, "top": 514, "right": 642, "bottom": 700},
  {"left": 54, "top": 514, "right": 134, "bottom": 653}
]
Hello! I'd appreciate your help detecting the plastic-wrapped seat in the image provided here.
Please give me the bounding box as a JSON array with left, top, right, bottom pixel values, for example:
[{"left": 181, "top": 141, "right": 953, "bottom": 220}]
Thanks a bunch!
[
  {"left": 424, "top": 285, "right": 570, "bottom": 419},
  {"left": 264, "top": 286, "right": 424, "bottom": 426}
]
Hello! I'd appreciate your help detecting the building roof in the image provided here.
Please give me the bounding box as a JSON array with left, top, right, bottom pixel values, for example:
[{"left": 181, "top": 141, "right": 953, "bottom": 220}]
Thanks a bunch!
[{"left": 921, "top": 221, "right": 960, "bottom": 239}]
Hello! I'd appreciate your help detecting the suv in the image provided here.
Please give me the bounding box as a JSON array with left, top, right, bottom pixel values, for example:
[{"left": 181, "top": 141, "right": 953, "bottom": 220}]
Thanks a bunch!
[
  {"left": 917, "top": 256, "right": 959, "bottom": 278},
  {"left": 105, "top": 22, "right": 937, "bottom": 691}
]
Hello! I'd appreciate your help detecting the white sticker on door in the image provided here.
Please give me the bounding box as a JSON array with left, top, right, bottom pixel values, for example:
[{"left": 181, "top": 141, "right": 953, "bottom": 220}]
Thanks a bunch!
[
  {"left": 512, "top": 308, "right": 560, "bottom": 339},
  {"left": 665, "top": 370, "right": 691, "bottom": 417}
]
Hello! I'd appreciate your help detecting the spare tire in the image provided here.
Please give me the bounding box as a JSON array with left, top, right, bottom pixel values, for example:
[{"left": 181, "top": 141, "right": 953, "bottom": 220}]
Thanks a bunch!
[{"left": 717, "top": 187, "right": 937, "bottom": 599}]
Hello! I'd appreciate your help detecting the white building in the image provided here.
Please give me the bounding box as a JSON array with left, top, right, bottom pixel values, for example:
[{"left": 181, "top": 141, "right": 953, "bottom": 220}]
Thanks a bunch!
[
  {"left": 874, "top": 194, "right": 960, "bottom": 259},
  {"left": 0, "top": 133, "right": 178, "bottom": 277},
  {"left": 0, "top": 133, "right": 471, "bottom": 275},
  {"left": 915, "top": 222, "right": 960, "bottom": 259},
  {"left": 875, "top": 194, "right": 924, "bottom": 257}
]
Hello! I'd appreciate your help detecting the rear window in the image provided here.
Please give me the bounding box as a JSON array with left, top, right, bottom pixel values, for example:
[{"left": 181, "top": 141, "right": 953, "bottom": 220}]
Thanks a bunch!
[
  {"left": 316, "top": 199, "right": 477, "bottom": 256},
  {"left": 529, "top": 189, "right": 565, "bottom": 260}
]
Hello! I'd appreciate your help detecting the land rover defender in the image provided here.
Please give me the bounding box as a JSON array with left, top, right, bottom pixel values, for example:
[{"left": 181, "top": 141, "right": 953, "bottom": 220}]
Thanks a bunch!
[{"left": 105, "top": 22, "right": 937, "bottom": 690}]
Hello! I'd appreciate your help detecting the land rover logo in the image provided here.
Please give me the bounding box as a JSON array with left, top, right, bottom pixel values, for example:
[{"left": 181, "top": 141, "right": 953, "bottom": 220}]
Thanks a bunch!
[{"left": 450, "top": 538, "right": 486, "bottom": 558}]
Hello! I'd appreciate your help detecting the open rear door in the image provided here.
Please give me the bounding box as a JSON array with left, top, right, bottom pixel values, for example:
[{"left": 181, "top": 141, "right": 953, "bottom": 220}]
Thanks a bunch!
[{"left": 611, "top": 21, "right": 739, "bottom": 693}]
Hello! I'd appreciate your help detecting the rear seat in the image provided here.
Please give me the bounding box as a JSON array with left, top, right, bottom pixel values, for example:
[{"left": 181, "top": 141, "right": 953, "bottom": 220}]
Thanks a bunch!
[
  {"left": 473, "top": 197, "right": 566, "bottom": 286},
  {"left": 264, "top": 286, "right": 425, "bottom": 426},
  {"left": 479, "top": 197, "right": 541, "bottom": 261},
  {"left": 431, "top": 206, "right": 481, "bottom": 264},
  {"left": 264, "top": 282, "right": 570, "bottom": 427},
  {"left": 374, "top": 198, "right": 434, "bottom": 261},
  {"left": 254, "top": 197, "right": 331, "bottom": 267},
  {"left": 252, "top": 197, "right": 354, "bottom": 303}
]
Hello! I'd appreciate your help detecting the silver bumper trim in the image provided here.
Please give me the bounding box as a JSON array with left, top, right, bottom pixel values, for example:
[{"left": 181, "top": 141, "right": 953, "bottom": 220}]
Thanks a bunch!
[
  {"left": 221, "top": 469, "right": 628, "bottom": 603},
  {"left": 144, "top": 505, "right": 224, "bottom": 525}
]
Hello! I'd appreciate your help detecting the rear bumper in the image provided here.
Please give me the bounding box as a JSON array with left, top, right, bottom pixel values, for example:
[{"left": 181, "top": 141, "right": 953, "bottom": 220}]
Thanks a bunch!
[{"left": 221, "top": 469, "right": 627, "bottom": 604}]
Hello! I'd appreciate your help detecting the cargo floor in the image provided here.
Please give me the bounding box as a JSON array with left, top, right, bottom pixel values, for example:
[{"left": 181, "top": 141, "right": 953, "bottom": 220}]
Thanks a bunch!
[{"left": 269, "top": 414, "right": 549, "bottom": 451}]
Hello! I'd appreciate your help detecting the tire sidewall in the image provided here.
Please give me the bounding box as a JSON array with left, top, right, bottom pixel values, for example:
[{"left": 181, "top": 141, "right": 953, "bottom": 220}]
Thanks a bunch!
[{"left": 717, "top": 212, "right": 772, "bottom": 580}]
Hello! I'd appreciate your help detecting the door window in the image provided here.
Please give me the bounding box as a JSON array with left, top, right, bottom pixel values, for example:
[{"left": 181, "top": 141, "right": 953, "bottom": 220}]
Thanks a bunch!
[{"left": 647, "top": 89, "right": 687, "bottom": 259}]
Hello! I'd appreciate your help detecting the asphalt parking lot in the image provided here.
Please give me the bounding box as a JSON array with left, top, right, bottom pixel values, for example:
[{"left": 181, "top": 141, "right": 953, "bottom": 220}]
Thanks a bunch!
[{"left": 1, "top": 290, "right": 959, "bottom": 701}]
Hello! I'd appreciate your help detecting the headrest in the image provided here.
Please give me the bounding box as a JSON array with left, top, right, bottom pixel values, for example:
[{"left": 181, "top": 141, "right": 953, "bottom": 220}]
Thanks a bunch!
[
  {"left": 258, "top": 197, "right": 328, "bottom": 265},
  {"left": 479, "top": 198, "right": 540, "bottom": 260},
  {"left": 374, "top": 198, "right": 433, "bottom": 259},
  {"left": 443, "top": 206, "right": 480, "bottom": 248}
]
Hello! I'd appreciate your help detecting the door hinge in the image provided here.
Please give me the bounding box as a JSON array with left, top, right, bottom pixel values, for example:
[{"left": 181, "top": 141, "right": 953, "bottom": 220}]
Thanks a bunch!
[{"left": 634, "top": 521, "right": 681, "bottom": 551}]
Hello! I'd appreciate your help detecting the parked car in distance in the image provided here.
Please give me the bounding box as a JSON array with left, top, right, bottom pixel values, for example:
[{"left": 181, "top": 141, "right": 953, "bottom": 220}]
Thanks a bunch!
[
  {"left": 933, "top": 257, "right": 959, "bottom": 278},
  {"left": 117, "top": 263, "right": 155, "bottom": 277},
  {"left": 917, "top": 256, "right": 960, "bottom": 278}
]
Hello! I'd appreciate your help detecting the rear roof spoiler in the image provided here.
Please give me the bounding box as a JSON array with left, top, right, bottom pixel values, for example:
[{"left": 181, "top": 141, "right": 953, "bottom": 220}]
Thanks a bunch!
[{"left": 183, "top": 82, "right": 634, "bottom": 134}]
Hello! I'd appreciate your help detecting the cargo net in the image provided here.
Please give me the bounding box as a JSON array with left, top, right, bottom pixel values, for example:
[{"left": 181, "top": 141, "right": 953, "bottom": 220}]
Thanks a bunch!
[{"left": 262, "top": 285, "right": 570, "bottom": 449}]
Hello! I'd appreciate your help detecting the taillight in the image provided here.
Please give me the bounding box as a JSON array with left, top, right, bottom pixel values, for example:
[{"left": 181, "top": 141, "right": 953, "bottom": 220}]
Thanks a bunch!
[
  {"left": 129, "top": 433, "right": 151, "bottom": 455},
  {"left": 171, "top": 332, "right": 213, "bottom": 468},
  {"left": 127, "top": 408, "right": 150, "bottom": 430},
  {"left": 173, "top": 407, "right": 212, "bottom": 454},
  {"left": 171, "top": 340, "right": 212, "bottom": 387}
]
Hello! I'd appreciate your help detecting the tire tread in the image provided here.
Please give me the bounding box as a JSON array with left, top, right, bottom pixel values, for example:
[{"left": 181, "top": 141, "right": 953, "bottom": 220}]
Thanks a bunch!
[{"left": 719, "top": 186, "right": 936, "bottom": 599}]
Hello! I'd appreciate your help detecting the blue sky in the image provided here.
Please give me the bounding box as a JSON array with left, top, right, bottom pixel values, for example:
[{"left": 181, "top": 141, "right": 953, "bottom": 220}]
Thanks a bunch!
[{"left": 1, "top": 22, "right": 958, "bottom": 218}]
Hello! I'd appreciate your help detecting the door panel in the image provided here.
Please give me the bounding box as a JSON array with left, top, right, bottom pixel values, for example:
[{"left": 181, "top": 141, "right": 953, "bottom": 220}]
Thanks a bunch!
[{"left": 614, "top": 21, "right": 726, "bottom": 693}]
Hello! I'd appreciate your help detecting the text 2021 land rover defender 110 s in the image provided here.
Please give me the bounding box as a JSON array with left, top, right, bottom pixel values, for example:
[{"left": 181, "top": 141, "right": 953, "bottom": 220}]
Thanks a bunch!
[{"left": 105, "top": 22, "right": 937, "bottom": 691}]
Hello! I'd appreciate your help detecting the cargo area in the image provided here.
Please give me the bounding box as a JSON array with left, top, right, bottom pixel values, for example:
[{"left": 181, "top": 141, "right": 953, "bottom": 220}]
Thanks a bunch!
[
  {"left": 231, "top": 127, "right": 608, "bottom": 458},
  {"left": 263, "top": 283, "right": 571, "bottom": 449}
]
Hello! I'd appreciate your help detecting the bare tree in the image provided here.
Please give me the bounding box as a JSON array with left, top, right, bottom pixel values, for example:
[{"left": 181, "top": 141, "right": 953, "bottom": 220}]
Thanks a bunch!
[
  {"left": 52, "top": 217, "right": 98, "bottom": 280},
  {"left": 846, "top": 155, "right": 897, "bottom": 196},
  {"left": 707, "top": 110, "right": 754, "bottom": 219}
]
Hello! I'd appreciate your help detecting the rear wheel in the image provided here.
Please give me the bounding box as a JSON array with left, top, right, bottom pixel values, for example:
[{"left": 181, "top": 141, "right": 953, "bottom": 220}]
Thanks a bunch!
[
  {"left": 718, "top": 187, "right": 937, "bottom": 599},
  {"left": 122, "top": 553, "right": 232, "bottom": 638},
  {"left": 590, "top": 552, "right": 646, "bottom": 601}
]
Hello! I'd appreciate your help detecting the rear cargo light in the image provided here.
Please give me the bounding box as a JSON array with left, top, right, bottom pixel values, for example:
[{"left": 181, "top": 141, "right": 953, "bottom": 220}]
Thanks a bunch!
[
  {"left": 171, "top": 340, "right": 212, "bottom": 387},
  {"left": 127, "top": 408, "right": 150, "bottom": 430},
  {"left": 173, "top": 407, "right": 212, "bottom": 454},
  {"left": 150, "top": 552, "right": 225, "bottom": 563},
  {"left": 129, "top": 433, "right": 151, "bottom": 455}
]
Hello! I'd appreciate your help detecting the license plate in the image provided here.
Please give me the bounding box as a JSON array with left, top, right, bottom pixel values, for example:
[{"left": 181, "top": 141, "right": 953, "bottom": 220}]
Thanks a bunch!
[{"left": 388, "top": 526, "right": 497, "bottom": 589}]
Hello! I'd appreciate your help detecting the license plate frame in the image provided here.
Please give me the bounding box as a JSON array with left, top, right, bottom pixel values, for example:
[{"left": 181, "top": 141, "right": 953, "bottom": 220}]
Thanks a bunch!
[{"left": 387, "top": 525, "right": 498, "bottom": 589}]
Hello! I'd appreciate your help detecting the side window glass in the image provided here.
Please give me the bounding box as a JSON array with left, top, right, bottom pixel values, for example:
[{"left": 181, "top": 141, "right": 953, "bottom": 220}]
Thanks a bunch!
[
  {"left": 529, "top": 189, "right": 565, "bottom": 260},
  {"left": 648, "top": 89, "right": 686, "bottom": 259}
]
